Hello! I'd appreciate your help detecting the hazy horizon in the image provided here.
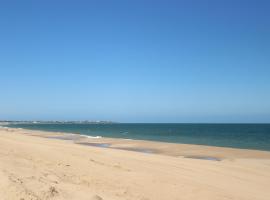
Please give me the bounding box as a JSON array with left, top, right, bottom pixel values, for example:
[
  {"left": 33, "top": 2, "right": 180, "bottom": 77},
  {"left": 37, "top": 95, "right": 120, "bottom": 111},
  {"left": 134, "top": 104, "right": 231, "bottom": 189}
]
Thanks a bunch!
[
  {"left": 1, "top": 1, "right": 270, "bottom": 123},
  {"left": 1, "top": 120, "right": 270, "bottom": 124}
]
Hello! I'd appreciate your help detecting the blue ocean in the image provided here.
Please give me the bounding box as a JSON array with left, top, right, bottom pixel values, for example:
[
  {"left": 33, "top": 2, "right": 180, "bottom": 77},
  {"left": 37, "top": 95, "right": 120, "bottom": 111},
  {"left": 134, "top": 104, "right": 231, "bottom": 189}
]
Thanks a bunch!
[{"left": 5, "top": 123, "right": 270, "bottom": 151}]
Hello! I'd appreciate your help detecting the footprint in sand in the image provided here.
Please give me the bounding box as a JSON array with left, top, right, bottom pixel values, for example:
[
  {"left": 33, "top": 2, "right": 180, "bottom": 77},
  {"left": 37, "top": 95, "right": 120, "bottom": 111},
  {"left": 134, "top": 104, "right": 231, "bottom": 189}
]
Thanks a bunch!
[
  {"left": 91, "top": 195, "right": 103, "bottom": 200},
  {"left": 48, "top": 186, "right": 58, "bottom": 197}
]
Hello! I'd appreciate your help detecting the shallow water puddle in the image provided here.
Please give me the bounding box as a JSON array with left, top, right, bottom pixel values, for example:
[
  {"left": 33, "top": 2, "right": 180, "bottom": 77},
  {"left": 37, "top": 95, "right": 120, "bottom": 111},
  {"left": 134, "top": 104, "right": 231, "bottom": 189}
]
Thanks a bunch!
[{"left": 184, "top": 155, "right": 221, "bottom": 161}]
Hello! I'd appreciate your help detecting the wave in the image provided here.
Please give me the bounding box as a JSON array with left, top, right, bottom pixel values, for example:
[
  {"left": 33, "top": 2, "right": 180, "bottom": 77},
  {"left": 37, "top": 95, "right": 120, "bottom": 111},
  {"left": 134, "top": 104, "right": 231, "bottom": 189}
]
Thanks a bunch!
[{"left": 80, "top": 134, "right": 102, "bottom": 139}]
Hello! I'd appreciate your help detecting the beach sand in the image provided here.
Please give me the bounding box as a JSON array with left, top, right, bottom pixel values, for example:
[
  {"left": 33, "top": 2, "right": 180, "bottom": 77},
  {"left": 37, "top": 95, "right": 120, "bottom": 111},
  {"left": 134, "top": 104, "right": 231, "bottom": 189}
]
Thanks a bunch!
[{"left": 0, "top": 127, "right": 270, "bottom": 200}]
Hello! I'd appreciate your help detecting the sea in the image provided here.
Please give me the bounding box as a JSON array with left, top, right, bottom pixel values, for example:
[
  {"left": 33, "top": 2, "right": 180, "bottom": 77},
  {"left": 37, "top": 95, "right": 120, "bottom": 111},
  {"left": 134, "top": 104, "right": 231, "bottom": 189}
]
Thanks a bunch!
[{"left": 4, "top": 123, "right": 270, "bottom": 151}]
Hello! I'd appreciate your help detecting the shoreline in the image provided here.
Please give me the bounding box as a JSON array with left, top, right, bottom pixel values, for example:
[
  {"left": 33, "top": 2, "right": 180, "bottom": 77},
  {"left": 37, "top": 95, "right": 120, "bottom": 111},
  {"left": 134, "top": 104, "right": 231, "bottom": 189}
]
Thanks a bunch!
[
  {"left": 2, "top": 126, "right": 270, "bottom": 160},
  {"left": 3, "top": 123, "right": 270, "bottom": 152},
  {"left": 1, "top": 127, "right": 270, "bottom": 199}
]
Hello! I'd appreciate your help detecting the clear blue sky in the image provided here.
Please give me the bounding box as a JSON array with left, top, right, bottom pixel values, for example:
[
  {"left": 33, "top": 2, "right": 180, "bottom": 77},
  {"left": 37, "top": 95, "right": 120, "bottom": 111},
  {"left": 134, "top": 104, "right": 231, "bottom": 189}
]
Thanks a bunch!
[{"left": 0, "top": 0, "right": 270, "bottom": 122}]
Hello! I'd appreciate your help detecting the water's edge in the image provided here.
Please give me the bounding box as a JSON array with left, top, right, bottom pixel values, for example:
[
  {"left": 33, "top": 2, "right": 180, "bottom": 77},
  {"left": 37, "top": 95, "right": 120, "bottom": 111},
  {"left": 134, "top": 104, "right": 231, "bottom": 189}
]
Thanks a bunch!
[{"left": 2, "top": 123, "right": 270, "bottom": 151}]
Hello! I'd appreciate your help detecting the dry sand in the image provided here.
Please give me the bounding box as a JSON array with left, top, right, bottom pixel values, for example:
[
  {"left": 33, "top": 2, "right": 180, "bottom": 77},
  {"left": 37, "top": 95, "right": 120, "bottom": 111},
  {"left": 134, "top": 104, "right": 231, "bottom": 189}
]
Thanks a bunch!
[{"left": 0, "top": 127, "right": 270, "bottom": 200}]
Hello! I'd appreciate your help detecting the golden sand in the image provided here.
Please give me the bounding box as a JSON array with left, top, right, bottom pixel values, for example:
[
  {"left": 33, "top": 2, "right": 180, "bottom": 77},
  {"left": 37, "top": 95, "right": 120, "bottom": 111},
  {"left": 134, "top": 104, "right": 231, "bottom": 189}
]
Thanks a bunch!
[{"left": 1, "top": 127, "right": 270, "bottom": 200}]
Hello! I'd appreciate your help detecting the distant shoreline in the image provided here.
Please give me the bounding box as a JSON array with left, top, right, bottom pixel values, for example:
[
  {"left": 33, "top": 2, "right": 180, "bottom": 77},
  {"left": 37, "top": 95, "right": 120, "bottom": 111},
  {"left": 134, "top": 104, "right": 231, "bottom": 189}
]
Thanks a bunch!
[
  {"left": 1, "top": 121, "right": 270, "bottom": 124},
  {"left": 2, "top": 126, "right": 270, "bottom": 158},
  {"left": 3, "top": 122, "right": 270, "bottom": 151}
]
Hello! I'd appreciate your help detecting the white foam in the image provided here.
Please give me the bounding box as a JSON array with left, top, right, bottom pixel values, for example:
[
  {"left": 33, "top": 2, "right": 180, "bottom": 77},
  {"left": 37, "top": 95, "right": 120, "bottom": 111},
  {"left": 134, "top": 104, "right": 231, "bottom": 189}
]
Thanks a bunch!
[{"left": 82, "top": 134, "right": 102, "bottom": 139}]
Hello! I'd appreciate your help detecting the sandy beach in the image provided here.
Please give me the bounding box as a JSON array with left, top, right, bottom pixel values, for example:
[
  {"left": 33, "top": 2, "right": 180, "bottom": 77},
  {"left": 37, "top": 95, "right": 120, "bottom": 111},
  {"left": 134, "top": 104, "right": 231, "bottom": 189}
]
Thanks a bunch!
[{"left": 1, "top": 127, "right": 270, "bottom": 200}]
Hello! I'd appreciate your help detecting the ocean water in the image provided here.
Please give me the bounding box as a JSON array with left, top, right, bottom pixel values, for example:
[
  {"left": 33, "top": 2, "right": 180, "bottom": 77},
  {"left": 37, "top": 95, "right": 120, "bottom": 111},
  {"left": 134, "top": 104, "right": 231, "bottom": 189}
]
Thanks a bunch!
[{"left": 5, "top": 123, "right": 270, "bottom": 151}]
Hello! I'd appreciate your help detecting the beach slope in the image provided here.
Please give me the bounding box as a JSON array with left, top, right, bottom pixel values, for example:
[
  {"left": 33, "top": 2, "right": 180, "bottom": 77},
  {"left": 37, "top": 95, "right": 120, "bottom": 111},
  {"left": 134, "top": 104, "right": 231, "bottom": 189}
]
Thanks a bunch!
[{"left": 1, "top": 128, "right": 270, "bottom": 200}]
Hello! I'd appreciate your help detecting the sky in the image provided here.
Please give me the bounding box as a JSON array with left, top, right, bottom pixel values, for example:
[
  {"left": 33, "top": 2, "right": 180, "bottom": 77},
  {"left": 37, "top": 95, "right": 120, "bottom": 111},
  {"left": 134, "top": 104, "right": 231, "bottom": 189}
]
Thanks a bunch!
[{"left": 0, "top": 0, "right": 270, "bottom": 123}]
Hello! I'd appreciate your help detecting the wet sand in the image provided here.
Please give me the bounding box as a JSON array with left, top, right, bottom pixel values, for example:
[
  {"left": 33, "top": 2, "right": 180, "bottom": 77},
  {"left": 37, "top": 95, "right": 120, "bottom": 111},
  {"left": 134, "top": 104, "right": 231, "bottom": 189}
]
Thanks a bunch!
[{"left": 1, "top": 127, "right": 270, "bottom": 200}]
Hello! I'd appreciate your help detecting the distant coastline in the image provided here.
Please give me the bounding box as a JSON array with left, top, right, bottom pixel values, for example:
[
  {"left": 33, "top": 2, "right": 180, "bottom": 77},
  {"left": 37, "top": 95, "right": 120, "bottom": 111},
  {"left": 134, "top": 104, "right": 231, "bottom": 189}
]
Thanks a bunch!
[{"left": 0, "top": 120, "right": 118, "bottom": 125}]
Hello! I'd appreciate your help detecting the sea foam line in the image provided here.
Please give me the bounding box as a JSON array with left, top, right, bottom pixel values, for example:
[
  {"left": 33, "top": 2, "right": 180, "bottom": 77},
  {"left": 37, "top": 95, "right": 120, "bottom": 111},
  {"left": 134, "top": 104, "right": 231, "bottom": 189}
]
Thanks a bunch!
[{"left": 81, "top": 134, "right": 102, "bottom": 139}]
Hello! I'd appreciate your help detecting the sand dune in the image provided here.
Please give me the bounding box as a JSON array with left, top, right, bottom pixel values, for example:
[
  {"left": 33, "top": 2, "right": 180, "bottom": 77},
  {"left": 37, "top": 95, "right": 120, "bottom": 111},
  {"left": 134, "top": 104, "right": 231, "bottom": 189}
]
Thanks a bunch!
[{"left": 0, "top": 127, "right": 270, "bottom": 200}]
